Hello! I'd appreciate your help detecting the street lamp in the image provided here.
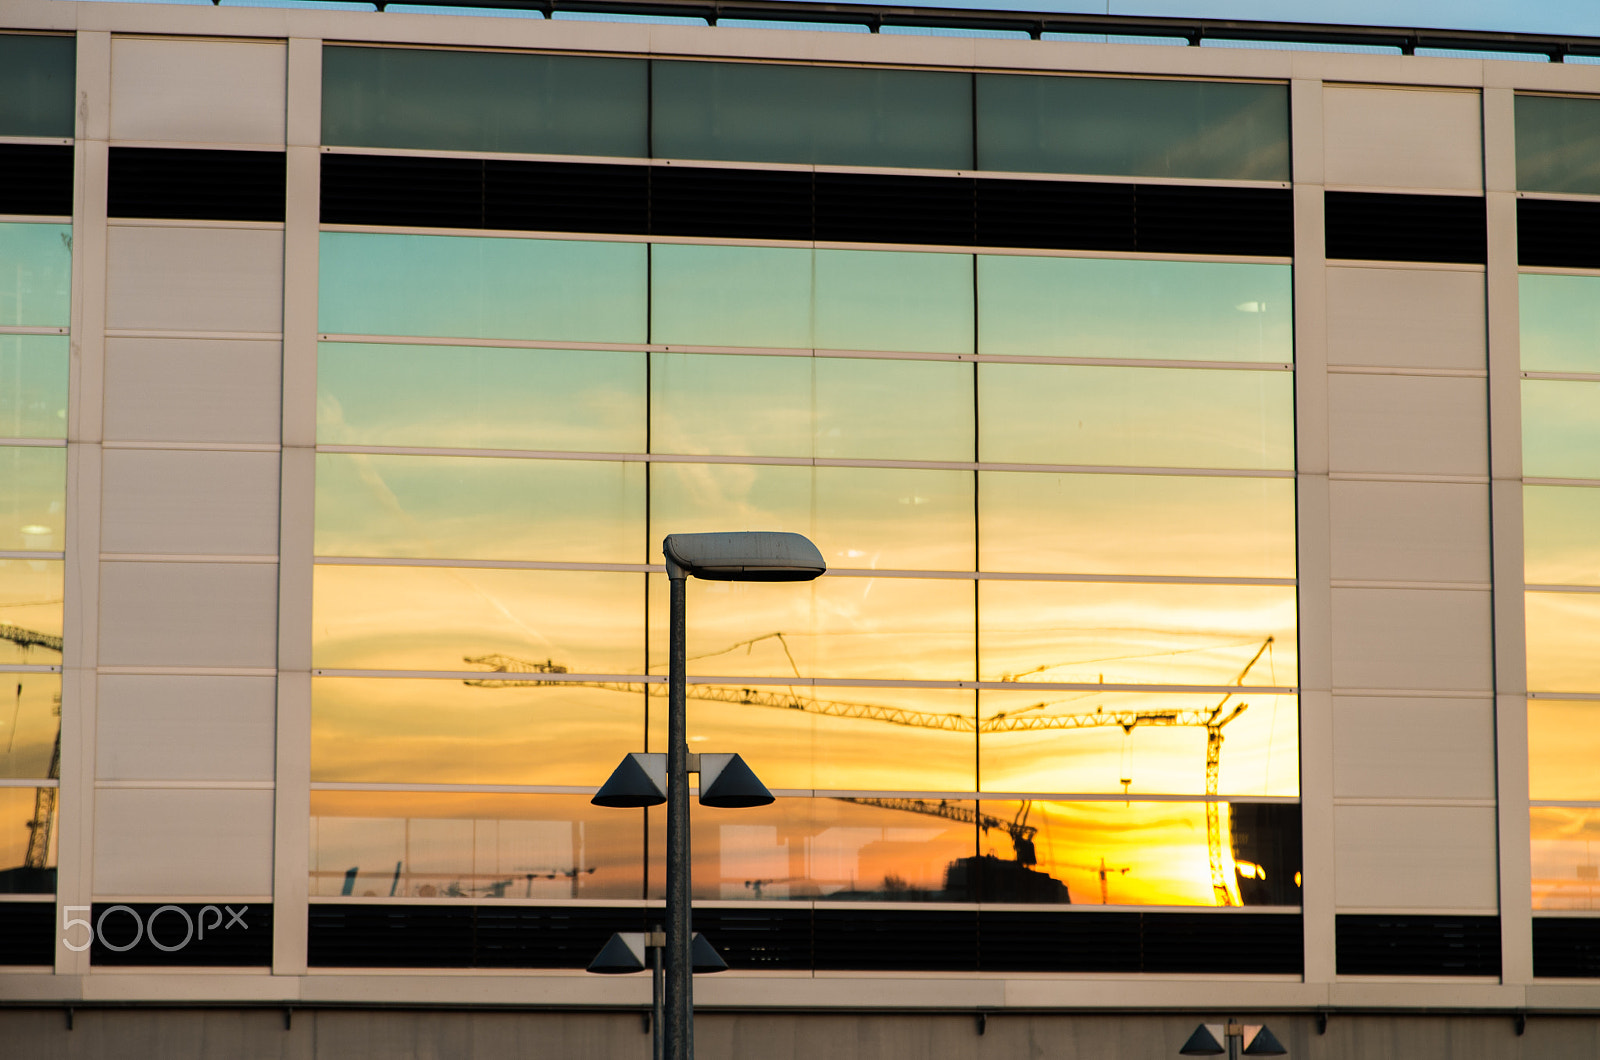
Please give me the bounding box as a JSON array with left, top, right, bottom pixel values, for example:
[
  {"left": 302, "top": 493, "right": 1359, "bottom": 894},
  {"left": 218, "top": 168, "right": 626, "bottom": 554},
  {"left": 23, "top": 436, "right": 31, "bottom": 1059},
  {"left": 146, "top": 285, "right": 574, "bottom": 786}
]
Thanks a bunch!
[
  {"left": 1181, "top": 1021, "right": 1288, "bottom": 1057},
  {"left": 592, "top": 531, "right": 827, "bottom": 1060},
  {"left": 588, "top": 928, "right": 728, "bottom": 1060}
]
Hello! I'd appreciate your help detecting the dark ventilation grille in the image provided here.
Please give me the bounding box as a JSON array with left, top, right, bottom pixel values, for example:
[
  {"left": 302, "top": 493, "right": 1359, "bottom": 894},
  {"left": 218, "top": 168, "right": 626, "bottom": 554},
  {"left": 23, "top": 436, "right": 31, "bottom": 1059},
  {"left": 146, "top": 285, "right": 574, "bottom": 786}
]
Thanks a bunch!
[
  {"left": 692, "top": 907, "right": 813, "bottom": 970},
  {"left": 814, "top": 172, "right": 976, "bottom": 247},
  {"left": 0, "top": 901, "right": 55, "bottom": 966},
  {"left": 0, "top": 144, "right": 72, "bottom": 216},
  {"left": 1138, "top": 912, "right": 1303, "bottom": 974},
  {"left": 814, "top": 908, "right": 979, "bottom": 971},
  {"left": 1336, "top": 914, "right": 1501, "bottom": 976},
  {"left": 1518, "top": 198, "right": 1600, "bottom": 269},
  {"left": 1136, "top": 185, "right": 1295, "bottom": 257},
  {"left": 309, "top": 904, "right": 647, "bottom": 968},
  {"left": 108, "top": 147, "right": 286, "bottom": 223},
  {"left": 487, "top": 160, "right": 648, "bottom": 235},
  {"left": 978, "top": 911, "right": 1143, "bottom": 972},
  {"left": 89, "top": 902, "right": 272, "bottom": 967},
  {"left": 1325, "top": 191, "right": 1486, "bottom": 264},
  {"left": 651, "top": 165, "right": 811, "bottom": 241},
  {"left": 977, "top": 179, "right": 1138, "bottom": 252},
  {"left": 322, "top": 153, "right": 486, "bottom": 229},
  {"left": 1533, "top": 917, "right": 1600, "bottom": 978},
  {"left": 977, "top": 911, "right": 1300, "bottom": 973}
]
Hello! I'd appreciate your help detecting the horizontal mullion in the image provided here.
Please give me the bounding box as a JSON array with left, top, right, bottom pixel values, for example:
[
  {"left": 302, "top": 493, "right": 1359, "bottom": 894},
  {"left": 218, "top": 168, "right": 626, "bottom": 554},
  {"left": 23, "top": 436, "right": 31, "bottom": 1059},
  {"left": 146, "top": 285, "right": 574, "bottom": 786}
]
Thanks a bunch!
[
  {"left": 309, "top": 781, "right": 1298, "bottom": 802},
  {"left": 1521, "top": 370, "right": 1600, "bottom": 382},
  {"left": 1526, "top": 584, "right": 1600, "bottom": 593},
  {"left": 0, "top": 778, "right": 57, "bottom": 788}
]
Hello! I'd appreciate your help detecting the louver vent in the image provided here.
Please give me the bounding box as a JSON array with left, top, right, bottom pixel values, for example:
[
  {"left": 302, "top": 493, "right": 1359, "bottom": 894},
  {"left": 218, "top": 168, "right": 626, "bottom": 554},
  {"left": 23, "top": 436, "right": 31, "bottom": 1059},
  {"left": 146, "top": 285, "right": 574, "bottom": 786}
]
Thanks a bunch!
[
  {"left": 109, "top": 147, "right": 285, "bottom": 223},
  {"left": 0, "top": 901, "right": 54, "bottom": 966},
  {"left": 1325, "top": 190, "right": 1486, "bottom": 264},
  {"left": 0, "top": 144, "right": 72, "bottom": 216},
  {"left": 1518, "top": 197, "right": 1600, "bottom": 269},
  {"left": 1335, "top": 914, "right": 1500, "bottom": 976},
  {"left": 1533, "top": 917, "right": 1600, "bottom": 978}
]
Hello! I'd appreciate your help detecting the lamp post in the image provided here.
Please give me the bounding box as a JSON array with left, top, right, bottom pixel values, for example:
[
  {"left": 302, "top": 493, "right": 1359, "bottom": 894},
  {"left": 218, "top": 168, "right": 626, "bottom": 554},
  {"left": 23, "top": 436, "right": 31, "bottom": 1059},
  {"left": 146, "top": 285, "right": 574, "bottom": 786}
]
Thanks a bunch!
[
  {"left": 592, "top": 532, "right": 827, "bottom": 1060},
  {"left": 1180, "top": 1021, "right": 1288, "bottom": 1057}
]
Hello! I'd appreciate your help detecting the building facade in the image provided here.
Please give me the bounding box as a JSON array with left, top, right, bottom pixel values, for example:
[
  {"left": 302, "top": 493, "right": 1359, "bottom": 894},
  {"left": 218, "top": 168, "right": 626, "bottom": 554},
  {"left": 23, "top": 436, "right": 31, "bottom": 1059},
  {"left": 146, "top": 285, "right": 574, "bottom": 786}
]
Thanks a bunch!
[{"left": 1, "top": 1, "right": 1599, "bottom": 1055}]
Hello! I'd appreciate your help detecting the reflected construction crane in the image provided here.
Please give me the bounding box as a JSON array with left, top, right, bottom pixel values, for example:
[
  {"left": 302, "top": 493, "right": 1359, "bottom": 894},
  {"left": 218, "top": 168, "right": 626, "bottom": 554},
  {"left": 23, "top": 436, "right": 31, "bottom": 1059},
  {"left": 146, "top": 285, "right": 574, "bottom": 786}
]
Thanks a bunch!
[
  {"left": 1061, "top": 856, "right": 1133, "bottom": 905},
  {"left": 834, "top": 796, "right": 1039, "bottom": 866},
  {"left": 1, "top": 624, "right": 63, "bottom": 873},
  {"left": 465, "top": 634, "right": 1274, "bottom": 906}
]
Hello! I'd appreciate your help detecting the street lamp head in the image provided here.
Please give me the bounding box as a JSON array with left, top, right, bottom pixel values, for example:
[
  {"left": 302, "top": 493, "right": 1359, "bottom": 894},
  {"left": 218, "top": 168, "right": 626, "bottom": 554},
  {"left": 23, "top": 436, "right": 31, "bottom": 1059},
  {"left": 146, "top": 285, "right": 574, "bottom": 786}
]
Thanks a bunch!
[
  {"left": 1241, "top": 1026, "right": 1288, "bottom": 1056},
  {"left": 663, "top": 532, "right": 826, "bottom": 582},
  {"left": 587, "top": 932, "right": 648, "bottom": 974},
  {"left": 691, "top": 933, "right": 729, "bottom": 973},
  {"left": 697, "top": 753, "right": 775, "bottom": 808},
  {"left": 592, "top": 752, "right": 668, "bottom": 808},
  {"left": 1179, "top": 1024, "right": 1226, "bottom": 1056}
]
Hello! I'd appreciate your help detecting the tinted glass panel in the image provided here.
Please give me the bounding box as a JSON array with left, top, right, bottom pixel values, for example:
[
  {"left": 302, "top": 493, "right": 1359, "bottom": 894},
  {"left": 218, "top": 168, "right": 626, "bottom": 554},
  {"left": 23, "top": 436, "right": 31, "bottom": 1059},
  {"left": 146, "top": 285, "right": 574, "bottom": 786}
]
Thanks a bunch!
[
  {"left": 310, "top": 791, "right": 640, "bottom": 900},
  {"left": 0, "top": 787, "right": 54, "bottom": 891},
  {"left": 0, "top": 673, "right": 59, "bottom": 779},
  {"left": 979, "top": 472, "right": 1296, "bottom": 578},
  {"left": 813, "top": 250, "right": 973, "bottom": 354},
  {"left": 1524, "top": 485, "right": 1600, "bottom": 586},
  {"left": 318, "top": 343, "right": 645, "bottom": 452},
  {"left": 0, "top": 35, "right": 75, "bottom": 138},
  {"left": 1522, "top": 380, "right": 1600, "bottom": 479},
  {"left": 978, "top": 689, "right": 1299, "bottom": 797},
  {"left": 1525, "top": 591, "right": 1600, "bottom": 693},
  {"left": 651, "top": 462, "right": 973, "bottom": 573},
  {"left": 0, "top": 446, "right": 64, "bottom": 551},
  {"left": 322, "top": 46, "right": 647, "bottom": 157},
  {"left": 1516, "top": 94, "right": 1600, "bottom": 196},
  {"left": 978, "top": 256, "right": 1293, "bottom": 363},
  {"left": 1520, "top": 273, "right": 1600, "bottom": 374},
  {"left": 1529, "top": 700, "right": 1600, "bottom": 801},
  {"left": 978, "top": 580, "right": 1296, "bottom": 687},
  {"left": 976, "top": 75, "right": 1289, "bottom": 181},
  {"left": 0, "top": 559, "right": 61, "bottom": 665},
  {"left": 318, "top": 233, "right": 646, "bottom": 343},
  {"left": 0, "top": 335, "right": 68, "bottom": 439},
  {"left": 312, "top": 565, "right": 643, "bottom": 674},
  {"left": 1530, "top": 806, "right": 1600, "bottom": 910},
  {"left": 979, "top": 363, "right": 1294, "bottom": 470},
  {"left": 0, "top": 223, "right": 71, "bottom": 327},
  {"left": 815, "top": 356, "right": 974, "bottom": 461},
  {"left": 315, "top": 454, "right": 645, "bottom": 563},
  {"left": 312, "top": 677, "right": 643, "bottom": 786},
  {"left": 653, "top": 61, "right": 972, "bottom": 170},
  {"left": 650, "top": 243, "right": 811, "bottom": 349}
]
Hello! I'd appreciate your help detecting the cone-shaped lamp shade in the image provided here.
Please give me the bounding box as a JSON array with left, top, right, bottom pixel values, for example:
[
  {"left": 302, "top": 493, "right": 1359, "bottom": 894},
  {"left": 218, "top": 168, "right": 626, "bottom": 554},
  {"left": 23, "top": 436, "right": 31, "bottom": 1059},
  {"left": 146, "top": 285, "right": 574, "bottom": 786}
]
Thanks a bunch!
[
  {"left": 587, "top": 932, "right": 647, "bottom": 974},
  {"left": 698, "top": 753, "right": 775, "bottom": 808},
  {"left": 592, "top": 753, "right": 667, "bottom": 808},
  {"left": 1179, "top": 1024, "right": 1226, "bottom": 1056},
  {"left": 1242, "top": 1026, "right": 1288, "bottom": 1056},
  {"left": 663, "top": 532, "right": 826, "bottom": 582},
  {"left": 691, "top": 933, "right": 729, "bottom": 973}
]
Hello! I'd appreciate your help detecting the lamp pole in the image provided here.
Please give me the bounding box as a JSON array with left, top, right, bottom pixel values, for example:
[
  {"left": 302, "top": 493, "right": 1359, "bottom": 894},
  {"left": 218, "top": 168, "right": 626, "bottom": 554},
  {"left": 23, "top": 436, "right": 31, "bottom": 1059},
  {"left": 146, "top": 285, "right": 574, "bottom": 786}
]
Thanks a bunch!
[{"left": 664, "top": 563, "right": 692, "bottom": 1060}]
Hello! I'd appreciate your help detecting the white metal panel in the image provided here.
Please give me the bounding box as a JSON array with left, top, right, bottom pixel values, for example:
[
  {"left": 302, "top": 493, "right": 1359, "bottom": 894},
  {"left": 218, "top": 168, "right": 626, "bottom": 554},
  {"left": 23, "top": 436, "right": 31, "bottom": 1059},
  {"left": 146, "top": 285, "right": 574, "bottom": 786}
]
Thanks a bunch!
[
  {"left": 93, "top": 788, "right": 274, "bottom": 896},
  {"left": 1327, "top": 374, "right": 1487, "bottom": 478},
  {"left": 1323, "top": 85, "right": 1482, "bottom": 191},
  {"left": 96, "top": 675, "right": 276, "bottom": 781},
  {"left": 101, "top": 449, "right": 280, "bottom": 555},
  {"left": 110, "top": 37, "right": 286, "bottom": 145},
  {"left": 1326, "top": 267, "right": 1485, "bottom": 370},
  {"left": 103, "top": 338, "right": 281, "bottom": 444},
  {"left": 105, "top": 226, "right": 283, "bottom": 334},
  {"left": 98, "top": 561, "right": 278, "bottom": 668},
  {"left": 1332, "top": 696, "right": 1496, "bottom": 799},
  {"left": 1328, "top": 480, "right": 1490, "bottom": 584},
  {"left": 1334, "top": 805, "right": 1499, "bottom": 910},
  {"left": 1331, "top": 587, "right": 1493, "bottom": 692}
]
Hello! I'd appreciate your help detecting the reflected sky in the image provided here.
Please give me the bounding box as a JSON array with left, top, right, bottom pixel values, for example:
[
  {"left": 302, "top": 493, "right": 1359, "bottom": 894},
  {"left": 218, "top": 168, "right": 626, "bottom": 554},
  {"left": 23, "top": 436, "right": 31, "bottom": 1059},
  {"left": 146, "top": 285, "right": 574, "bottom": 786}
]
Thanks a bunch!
[
  {"left": 979, "top": 471, "right": 1296, "bottom": 578},
  {"left": 0, "top": 335, "right": 68, "bottom": 440},
  {"left": 1521, "top": 273, "right": 1600, "bottom": 373},
  {"left": 0, "top": 559, "right": 62, "bottom": 666},
  {"left": 0, "top": 446, "right": 64, "bottom": 551},
  {"left": 1529, "top": 700, "right": 1600, "bottom": 801},
  {"left": 977, "top": 256, "right": 1292, "bottom": 363},
  {"left": 1524, "top": 485, "right": 1600, "bottom": 586},
  {"left": 0, "top": 673, "right": 58, "bottom": 780},
  {"left": 0, "top": 223, "right": 71, "bottom": 328},
  {"left": 319, "top": 233, "right": 647, "bottom": 342},
  {"left": 318, "top": 343, "right": 646, "bottom": 452},
  {"left": 1523, "top": 380, "right": 1600, "bottom": 480},
  {"left": 315, "top": 453, "right": 646, "bottom": 563},
  {"left": 1525, "top": 591, "right": 1600, "bottom": 693},
  {"left": 978, "top": 363, "right": 1294, "bottom": 469},
  {"left": 1517, "top": 96, "right": 1600, "bottom": 198},
  {"left": 0, "top": 786, "right": 53, "bottom": 883},
  {"left": 1531, "top": 806, "right": 1600, "bottom": 911}
]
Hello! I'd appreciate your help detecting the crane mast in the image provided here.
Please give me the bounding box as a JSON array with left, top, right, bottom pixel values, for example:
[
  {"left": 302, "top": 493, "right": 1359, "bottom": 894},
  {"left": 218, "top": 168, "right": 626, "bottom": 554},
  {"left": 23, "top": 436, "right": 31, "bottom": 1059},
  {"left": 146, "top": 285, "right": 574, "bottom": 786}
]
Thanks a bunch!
[{"left": 2, "top": 624, "right": 63, "bottom": 873}]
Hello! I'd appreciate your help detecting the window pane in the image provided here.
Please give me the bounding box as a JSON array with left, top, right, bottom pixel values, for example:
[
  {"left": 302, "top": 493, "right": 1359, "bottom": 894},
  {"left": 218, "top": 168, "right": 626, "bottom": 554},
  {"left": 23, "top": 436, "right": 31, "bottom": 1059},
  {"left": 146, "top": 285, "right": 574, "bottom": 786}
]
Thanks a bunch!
[
  {"left": 1524, "top": 485, "right": 1600, "bottom": 587},
  {"left": 1530, "top": 806, "right": 1600, "bottom": 910},
  {"left": 815, "top": 357, "right": 973, "bottom": 461},
  {"left": 315, "top": 454, "right": 645, "bottom": 563},
  {"left": 651, "top": 686, "right": 976, "bottom": 792},
  {"left": 653, "top": 61, "right": 972, "bottom": 169},
  {"left": 322, "top": 46, "right": 646, "bottom": 157},
  {"left": 318, "top": 233, "right": 646, "bottom": 343},
  {"left": 0, "top": 787, "right": 54, "bottom": 892},
  {"left": 0, "top": 34, "right": 75, "bottom": 138},
  {"left": 319, "top": 343, "right": 645, "bottom": 452},
  {"left": 0, "top": 673, "right": 59, "bottom": 780},
  {"left": 979, "top": 690, "right": 1298, "bottom": 797},
  {"left": 813, "top": 250, "right": 973, "bottom": 354},
  {"left": 1516, "top": 94, "right": 1600, "bottom": 196},
  {"left": 650, "top": 462, "right": 975, "bottom": 572},
  {"left": 0, "top": 559, "right": 61, "bottom": 666},
  {"left": 974, "top": 800, "right": 1300, "bottom": 907},
  {"left": 310, "top": 791, "right": 640, "bottom": 900},
  {"left": 1526, "top": 591, "right": 1600, "bottom": 693},
  {"left": 978, "top": 256, "right": 1293, "bottom": 363},
  {"left": 0, "top": 446, "right": 64, "bottom": 551},
  {"left": 979, "top": 363, "right": 1294, "bottom": 470},
  {"left": 311, "top": 677, "right": 643, "bottom": 787},
  {"left": 648, "top": 574, "right": 975, "bottom": 681},
  {"left": 980, "top": 472, "right": 1295, "bottom": 578},
  {"left": 1529, "top": 700, "right": 1600, "bottom": 801},
  {"left": 649, "top": 244, "right": 812, "bottom": 349},
  {"left": 0, "top": 335, "right": 68, "bottom": 440},
  {"left": 0, "top": 223, "right": 71, "bottom": 327},
  {"left": 312, "top": 565, "right": 643, "bottom": 674},
  {"left": 1523, "top": 380, "right": 1600, "bottom": 480},
  {"left": 979, "top": 580, "right": 1296, "bottom": 687},
  {"left": 648, "top": 796, "right": 977, "bottom": 901},
  {"left": 977, "top": 75, "right": 1289, "bottom": 181},
  {"left": 1520, "top": 273, "right": 1600, "bottom": 374}
]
